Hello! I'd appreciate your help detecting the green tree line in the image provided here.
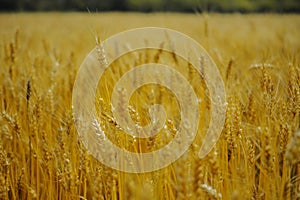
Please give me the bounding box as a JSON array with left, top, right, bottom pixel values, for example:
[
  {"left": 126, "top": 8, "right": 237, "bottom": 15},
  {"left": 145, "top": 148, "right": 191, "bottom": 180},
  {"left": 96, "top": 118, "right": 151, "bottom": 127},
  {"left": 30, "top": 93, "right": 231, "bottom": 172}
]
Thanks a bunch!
[{"left": 1, "top": 0, "right": 300, "bottom": 12}]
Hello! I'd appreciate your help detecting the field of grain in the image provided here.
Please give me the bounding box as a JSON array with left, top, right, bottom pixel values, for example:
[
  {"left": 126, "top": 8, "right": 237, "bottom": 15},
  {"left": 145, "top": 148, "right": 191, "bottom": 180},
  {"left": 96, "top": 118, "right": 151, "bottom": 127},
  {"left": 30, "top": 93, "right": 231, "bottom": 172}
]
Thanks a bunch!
[{"left": 0, "top": 13, "right": 300, "bottom": 199}]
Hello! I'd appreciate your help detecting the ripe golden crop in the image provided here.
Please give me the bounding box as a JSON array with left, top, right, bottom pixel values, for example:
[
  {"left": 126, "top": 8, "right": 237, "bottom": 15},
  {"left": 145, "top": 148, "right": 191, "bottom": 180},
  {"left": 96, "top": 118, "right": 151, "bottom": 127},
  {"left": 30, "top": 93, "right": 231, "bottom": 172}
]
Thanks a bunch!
[{"left": 0, "top": 13, "right": 299, "bottom": 199}]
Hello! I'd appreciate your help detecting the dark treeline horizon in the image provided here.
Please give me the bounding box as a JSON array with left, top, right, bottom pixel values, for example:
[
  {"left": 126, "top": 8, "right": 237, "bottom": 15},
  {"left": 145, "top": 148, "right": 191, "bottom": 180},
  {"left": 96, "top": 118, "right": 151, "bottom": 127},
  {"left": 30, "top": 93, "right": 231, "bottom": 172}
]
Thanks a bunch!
[{"left": 1, "top": 0, "right": 300, "bottom": 13}]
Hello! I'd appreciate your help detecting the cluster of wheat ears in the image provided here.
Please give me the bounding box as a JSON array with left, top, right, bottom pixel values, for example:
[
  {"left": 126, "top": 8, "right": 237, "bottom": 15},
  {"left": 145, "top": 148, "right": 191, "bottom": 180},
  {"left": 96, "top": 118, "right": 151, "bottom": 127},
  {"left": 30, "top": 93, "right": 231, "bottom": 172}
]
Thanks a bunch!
[{"left": 0, "top": 13, "right": 299, "bottom": 199}]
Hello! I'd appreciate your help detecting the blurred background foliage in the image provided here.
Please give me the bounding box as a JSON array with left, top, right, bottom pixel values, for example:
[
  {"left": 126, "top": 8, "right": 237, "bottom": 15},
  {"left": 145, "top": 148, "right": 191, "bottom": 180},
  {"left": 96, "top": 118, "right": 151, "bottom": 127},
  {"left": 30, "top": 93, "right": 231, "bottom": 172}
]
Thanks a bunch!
[{"left": 1, "top": 0, "right": 300, "bottom": 12}]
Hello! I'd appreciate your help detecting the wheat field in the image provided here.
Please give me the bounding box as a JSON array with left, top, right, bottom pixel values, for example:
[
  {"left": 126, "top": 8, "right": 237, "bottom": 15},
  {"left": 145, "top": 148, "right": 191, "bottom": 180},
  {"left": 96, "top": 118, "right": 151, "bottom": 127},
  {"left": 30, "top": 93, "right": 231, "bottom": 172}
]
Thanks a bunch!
[{"left": 0, "top": 13, "right": 300, "bottom": 200}]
